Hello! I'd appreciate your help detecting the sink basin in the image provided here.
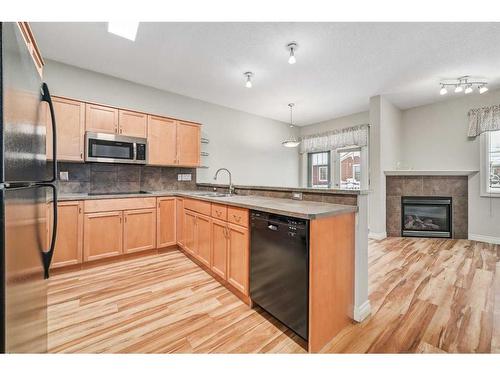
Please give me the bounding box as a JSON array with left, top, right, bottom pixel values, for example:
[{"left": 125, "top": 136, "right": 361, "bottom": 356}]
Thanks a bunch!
[{"left": 192, "top": 192, "right": 234, "bottom": 198}]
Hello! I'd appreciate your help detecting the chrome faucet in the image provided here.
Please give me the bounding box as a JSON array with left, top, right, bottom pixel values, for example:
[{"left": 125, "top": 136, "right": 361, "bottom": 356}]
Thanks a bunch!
[{"left": 213, "top": 168, "right": 234, "bottom": 195}]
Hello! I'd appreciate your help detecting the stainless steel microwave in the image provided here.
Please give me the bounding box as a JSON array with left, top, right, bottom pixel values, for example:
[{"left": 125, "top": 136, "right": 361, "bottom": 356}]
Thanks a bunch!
[{"left": 85, "top": 132, "right": 147, "bottom": 164}]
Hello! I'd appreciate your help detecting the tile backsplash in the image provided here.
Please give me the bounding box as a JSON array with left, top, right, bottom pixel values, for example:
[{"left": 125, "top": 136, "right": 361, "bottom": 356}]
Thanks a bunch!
[{"left": 54, "top": 162, "right": 196, "bottom": 194}]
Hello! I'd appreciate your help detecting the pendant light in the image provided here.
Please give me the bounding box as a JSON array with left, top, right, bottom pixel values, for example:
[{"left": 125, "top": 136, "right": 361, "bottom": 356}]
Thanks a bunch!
[
  {"left": 244, "top": 72, "right": 253, "bottom": 88},
  {"left": 282, "top": 103, "right": 301, "bottom": 148},
  {"left": 287, "top": 42, "right": 298, "bottom": 64}
]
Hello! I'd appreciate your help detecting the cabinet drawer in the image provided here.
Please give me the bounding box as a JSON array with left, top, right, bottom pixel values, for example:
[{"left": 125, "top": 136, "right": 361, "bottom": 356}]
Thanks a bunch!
[
  {"left": 184, "top": 198, "right": 211, "bottom": 216},
  {"left": 227, "top": 206, "right": 249, "bottom": 227},
  {"left": 211, "top": 203, "right": 227, "bottom": 221},
  {"left": 84, "top": 197, "right": 156, "bottom": 213}
]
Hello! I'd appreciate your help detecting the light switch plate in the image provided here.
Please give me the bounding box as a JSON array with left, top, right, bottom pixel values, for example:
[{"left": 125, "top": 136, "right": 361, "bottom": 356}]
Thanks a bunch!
[
  {"left": 177, "top": 174, "right": 183, "bottom": 181},
  {"left": 59, "top": 171, "right": 69, "bottom": 181},
  {"left": 183, "top": 173, "right": 192, "bottom": 181}
]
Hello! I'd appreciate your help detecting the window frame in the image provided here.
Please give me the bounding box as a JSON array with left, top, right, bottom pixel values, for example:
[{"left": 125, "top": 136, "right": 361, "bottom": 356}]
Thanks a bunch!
[
  {"left": 480, "top": 131, "right": 500, "bottom": 197},
  {"left": 307, "top": 151, "right": 331, "bottom": 188},
  {"left": 334, "top": 146, "right": 364, "bottom": 191}
]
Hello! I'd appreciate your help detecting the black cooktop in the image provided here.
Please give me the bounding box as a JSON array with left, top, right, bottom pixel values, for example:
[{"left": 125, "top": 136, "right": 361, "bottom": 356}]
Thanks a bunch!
[{"left": 88, "top": 191, "right": 151, "bottom": 196}]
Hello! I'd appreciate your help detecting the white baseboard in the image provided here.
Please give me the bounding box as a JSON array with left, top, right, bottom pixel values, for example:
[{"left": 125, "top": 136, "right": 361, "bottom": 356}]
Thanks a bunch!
[
  {"left": 368, "top": 231, "right": 387, "bottom": 240},
  {"left": 353, "top": 300, "right": 371, "bottom": 322},
  {"left": 468, "top": 233, "right": 500, "bottom": 245}
]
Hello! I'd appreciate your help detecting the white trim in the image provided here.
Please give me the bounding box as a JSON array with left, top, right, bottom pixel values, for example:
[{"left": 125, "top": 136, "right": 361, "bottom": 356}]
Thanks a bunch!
[
  {"left": 468, "top": 233, "right": 500, "bottom": 245},
  {"left": 368, "top": 231, "right": 387, "bottom": 240},
  {"left": 353, "top": 300, "right": 371, "bottom": 322},
  {"left": 480, "top": 131, "right": 500, "bottom": 197}
]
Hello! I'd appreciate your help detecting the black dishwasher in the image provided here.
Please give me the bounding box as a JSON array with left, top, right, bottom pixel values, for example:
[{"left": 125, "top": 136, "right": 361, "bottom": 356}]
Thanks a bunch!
[{"left": 250, "top": 211, "right": 309, "bottom": 340}]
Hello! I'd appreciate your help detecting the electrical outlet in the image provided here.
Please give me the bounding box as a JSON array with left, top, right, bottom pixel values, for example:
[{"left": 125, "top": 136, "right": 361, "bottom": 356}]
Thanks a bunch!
[
  {"left": 184, "top": 173, "right": 192, "bottom": 181},
  {"left": 177, "top": 174, "right": 183, "bottom": 181},
  {"left": 59, "top": 171, "right": 69, "bottom": 181},
  {"left": 292, "top": 192, "right": 303, "bottom": 200}
]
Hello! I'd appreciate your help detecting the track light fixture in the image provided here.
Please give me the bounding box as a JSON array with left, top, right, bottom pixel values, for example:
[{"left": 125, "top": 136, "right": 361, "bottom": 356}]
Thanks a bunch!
[
  {"left": 287, "top": 42, "right": 298, "bottom": 64},
  {"left": 439, "top": 76, "right": 488, "bottom": 96},
  {"left": 244, "top": 72, "right": 253, "bottom": 88}
]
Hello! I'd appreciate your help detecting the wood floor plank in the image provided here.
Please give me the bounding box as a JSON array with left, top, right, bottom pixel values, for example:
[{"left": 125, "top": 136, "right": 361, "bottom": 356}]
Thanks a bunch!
[{"left": 48, "top": 238, "right": 499, "bottom": 353}]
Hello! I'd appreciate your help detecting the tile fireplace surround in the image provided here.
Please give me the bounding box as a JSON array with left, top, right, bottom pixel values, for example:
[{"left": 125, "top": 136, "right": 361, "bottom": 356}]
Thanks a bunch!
[{"left": 386, "top": 175, "right": 468, "bottom": 239}]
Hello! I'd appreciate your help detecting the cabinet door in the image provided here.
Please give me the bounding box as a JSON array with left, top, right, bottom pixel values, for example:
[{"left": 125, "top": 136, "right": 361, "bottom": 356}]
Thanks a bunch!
[
  {"left": 123, "top": 208, "right": 156, "bottom": 254},
  {"left": 227, "top": 223, "right": 249, "bottom": 295},
  {"left": 119, "top": 109, "right": 147, "bottom": 138},
  {"left": 156, "top": 197, "right": 176, "bottom": 248},
  {"left": 47, "top": 97, "right": 85, "bottom": 162},
  {"left": 50, "top": 201, "right": 83, "bottom": 268},
  {"left": 85, "top": 103, "right": 119, "bottom": 134},
  {"left": 196, "top": 213, "right": 211, "bottom": 267},
  {"left": 83, "top": 211, "right": 123, "bottom": 261},
  {"left": 147, "top": 115, "right": 177, "bottom": 165},
  {"left": 176, "top": 198, "right": 184, "bottom": 248},
  {"left": 211, "top": 219, "right": 228, "bottom": 280},
  {"left": 183, "top": 209, "right": 197, "bottom": 256},
  {"left": 177, "top": 121, "right": 200, "bottom": 167}
]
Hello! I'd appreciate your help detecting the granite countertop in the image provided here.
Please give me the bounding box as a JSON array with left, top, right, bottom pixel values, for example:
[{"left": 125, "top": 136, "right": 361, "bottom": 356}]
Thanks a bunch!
[{"left": 58, "top": 190, "right": 357, "bottom": 219}]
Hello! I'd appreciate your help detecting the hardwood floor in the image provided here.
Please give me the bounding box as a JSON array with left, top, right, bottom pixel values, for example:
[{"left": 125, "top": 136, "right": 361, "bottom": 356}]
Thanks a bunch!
[{"left": 48, "top": 238, "right": 500, "bottom": 353}]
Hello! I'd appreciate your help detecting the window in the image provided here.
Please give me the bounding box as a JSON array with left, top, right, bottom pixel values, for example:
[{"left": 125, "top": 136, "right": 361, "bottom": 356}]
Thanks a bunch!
[
  {"left": 308, "top": 151, "right": 330, "bottom": 188},
  {"left": 337, "top": 149, "right": 361, "bottom": 190},
  {"left": 482, "top": 130, "right": 500, "bottom": 195}
]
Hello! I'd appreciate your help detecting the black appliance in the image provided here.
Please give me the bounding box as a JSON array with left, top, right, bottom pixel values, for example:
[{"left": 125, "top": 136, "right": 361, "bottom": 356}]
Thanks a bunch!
[
  {"left": 250, "top": 211, "right": 309, "bottom": 340},
  {"left": 85, "top": 132, "right": 147, "bottom": 164},
  {"left": 1, "top": 23, "right": 58, "bottom": 353}
]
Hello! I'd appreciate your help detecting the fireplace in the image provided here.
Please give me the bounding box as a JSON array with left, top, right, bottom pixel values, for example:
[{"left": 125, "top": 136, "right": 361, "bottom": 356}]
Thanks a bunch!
[{"left": 401, "top": 196, "right": 452, "bottom": 238}]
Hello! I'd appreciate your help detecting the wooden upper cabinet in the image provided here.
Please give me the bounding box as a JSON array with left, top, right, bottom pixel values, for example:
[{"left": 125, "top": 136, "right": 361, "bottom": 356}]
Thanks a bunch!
[
  {"left": 227, "top": 223, "right": 249, "bottom": 296},
  {"left": 47, "top": 97, "right": 85, "bottom": 162},
  {"left": 85, "top": 103, "right": 119, "bottom": 134},
  {"left": 157, "top": 197, "right": 176, "bottom": 248},
  {"left": 50, "top": 201, "right": 83, "bottom": 269},
  {"left": 118, "top": 110, "right": 147, "bottom": 138},
  {"left": 123, "top": 208, "right": 156, "bottom": 254},
  {"left": 177, "top": 121, "right": 201, "bottom": 167},
  {"left": 211, "top": 219, "right": 228, "bottom": 280},
  {"left": 147, "top": 115, "right": 177, "bottom": 165},
  {"left": 83, "top": 211, "right": 123, "bottom": 262},
  {"left": 196, "top": 214, "right": 212, "bottom": 267}
]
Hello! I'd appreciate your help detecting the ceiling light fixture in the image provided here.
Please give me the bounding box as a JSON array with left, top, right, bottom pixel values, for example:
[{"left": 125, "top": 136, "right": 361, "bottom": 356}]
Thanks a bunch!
[
  {"left": 244, "top": 72, "right": 253, "bottom": 88},
  {"left": 282, "top": 103, "right": 301, "bottom": 148},
  {"left": 287, "top": 42, "right": 298, "bottom": 64},
  {"left": 439, "top": 76, "right": 488, "bottom": 96},
  {"left": 107, "top": 22, "right": 139, "bottom": 41}
]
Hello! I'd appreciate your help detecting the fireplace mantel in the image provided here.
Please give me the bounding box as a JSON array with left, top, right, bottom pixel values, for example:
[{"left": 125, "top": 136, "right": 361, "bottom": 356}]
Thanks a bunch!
[{"left": 384, "top": 170, "right": 478, "bottom": 176}]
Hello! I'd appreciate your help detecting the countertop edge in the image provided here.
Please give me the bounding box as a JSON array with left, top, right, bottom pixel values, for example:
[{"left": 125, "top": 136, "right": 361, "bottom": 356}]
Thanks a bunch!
[{"left": 58, "top": 191, "right": 358, "bottom": 220}]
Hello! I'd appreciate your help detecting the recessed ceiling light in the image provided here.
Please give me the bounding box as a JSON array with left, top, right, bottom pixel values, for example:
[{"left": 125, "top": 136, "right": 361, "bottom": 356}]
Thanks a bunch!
[
  {"left": 108, "top": 22, "right": 139, "bottom": 41},
  {"left": 244, "top": 72, "right": 254, "bottom": 88}
]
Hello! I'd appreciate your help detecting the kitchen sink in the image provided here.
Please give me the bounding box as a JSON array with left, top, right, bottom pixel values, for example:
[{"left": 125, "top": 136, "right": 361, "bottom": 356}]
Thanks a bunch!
[{"left": 191, "top": 192, "right": 234, "bottom": 198}]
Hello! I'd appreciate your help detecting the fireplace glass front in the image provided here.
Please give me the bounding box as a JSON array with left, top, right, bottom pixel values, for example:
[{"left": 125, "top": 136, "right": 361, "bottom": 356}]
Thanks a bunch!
[{"left": 401, "top": 196, "right": 452, "bottom": 238}]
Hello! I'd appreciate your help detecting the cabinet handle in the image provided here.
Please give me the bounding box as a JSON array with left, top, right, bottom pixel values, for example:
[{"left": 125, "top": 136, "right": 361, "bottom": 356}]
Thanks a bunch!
[
  {"left": 78, "top": 207, "right": 82, "bottom": 214},
  {"left": 80, "top": 152, "right": 83, "bottom": 160},
  {"left": 120, "top": 129, "right": 123, "bottom": 134},
  {"left": 119, "top": 216, "right": 122, "bottom": 223},
  {"left": 114, "top": 127, "right": 118, "bottom": 133}
]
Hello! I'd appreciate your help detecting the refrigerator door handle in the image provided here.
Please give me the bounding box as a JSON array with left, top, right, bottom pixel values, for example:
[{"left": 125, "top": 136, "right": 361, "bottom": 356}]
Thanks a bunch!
[
  {"left": 40, "top": 183, "right": 58, "bottom": 279},
  {"left": 41, "top": 82, "right": 58, "bottom": 183}
]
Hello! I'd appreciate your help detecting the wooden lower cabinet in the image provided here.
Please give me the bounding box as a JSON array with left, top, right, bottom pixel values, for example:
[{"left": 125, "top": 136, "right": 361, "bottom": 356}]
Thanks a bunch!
[
  {"left": 183, "top": 209, "right": 197, "bottom": 256},
  {"left": 83, "top": 211, "right": 123, "bottom": 262},
  {"left": 123, "top": 208, "right": 156, "bottom": 254},
  {"left": 227, "top": 223, "right": 249, "bottom": 296},
  {"left": 50, "top": 201, "right": 83, "bottom": 269},
  {"left": 196, "top": 214, "right": 212, "bottom": 267},
  {"left": 156, "top": 197, "right": 176, "bottom": 248},
  {"left": 211, "top": 218, "right": 228, "bottom": 280},
  {"left": 176, "top": 198, "right": 184, "bottom": 248}
]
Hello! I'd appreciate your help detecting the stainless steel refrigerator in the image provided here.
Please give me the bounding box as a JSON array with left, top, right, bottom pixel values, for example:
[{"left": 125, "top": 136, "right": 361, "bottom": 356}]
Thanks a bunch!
[{"left": 1, "top": 22, "right": 57, "bottom": 353}]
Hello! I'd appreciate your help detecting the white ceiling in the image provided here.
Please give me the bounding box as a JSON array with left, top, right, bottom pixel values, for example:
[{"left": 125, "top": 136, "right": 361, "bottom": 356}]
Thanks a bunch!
[{"left": 31, "top": 22, "right": 500, "bottom": 126}]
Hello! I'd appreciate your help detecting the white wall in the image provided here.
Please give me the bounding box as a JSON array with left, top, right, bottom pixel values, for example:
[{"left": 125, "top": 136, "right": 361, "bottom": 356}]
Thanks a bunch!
[
  {"left": 400, "top": 89, "right": 500, "bottom": 242},
  {"left": 43, "top": 60, "right": 299, "bottom": 187}
]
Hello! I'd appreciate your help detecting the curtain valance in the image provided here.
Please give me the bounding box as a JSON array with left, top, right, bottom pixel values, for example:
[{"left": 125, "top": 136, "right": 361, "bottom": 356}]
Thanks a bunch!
[
  {"left": 299, "top": 124, "right": 369, "bottom": 154},
  {"left": 468, "top": 104, "right": 500, "bottom": 137}
]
